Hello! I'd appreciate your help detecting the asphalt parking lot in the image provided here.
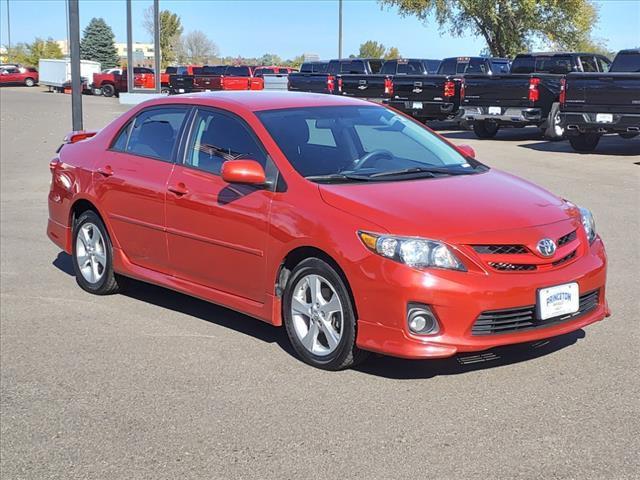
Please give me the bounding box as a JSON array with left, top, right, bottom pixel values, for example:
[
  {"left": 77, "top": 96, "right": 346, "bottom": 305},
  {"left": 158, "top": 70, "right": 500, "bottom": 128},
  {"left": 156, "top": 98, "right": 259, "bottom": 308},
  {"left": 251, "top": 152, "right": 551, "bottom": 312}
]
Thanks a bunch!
[{"left": 1, "top": 86, "right": 639, "bottom": 479}]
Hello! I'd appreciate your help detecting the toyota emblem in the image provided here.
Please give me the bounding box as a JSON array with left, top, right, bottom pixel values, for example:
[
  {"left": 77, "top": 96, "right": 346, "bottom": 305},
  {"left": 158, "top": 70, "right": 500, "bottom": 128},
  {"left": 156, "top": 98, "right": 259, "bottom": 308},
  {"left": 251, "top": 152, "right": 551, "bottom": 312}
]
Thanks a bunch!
[{"left": 537, "top": 238, "right": 557, "bottom": 257}]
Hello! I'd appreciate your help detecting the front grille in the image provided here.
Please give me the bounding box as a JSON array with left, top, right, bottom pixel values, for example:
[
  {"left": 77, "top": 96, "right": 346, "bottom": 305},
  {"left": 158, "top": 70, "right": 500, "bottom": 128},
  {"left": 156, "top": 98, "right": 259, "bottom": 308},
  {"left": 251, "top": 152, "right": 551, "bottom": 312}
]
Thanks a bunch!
[
  {"left": 488, "top": 262, "right": 537, "bottom": 271},
  {"left": 472, "top": 290, "right": 599, "bottom": 336},
  {"left": 552, "top": 249, "right": 577, "bottom": 267},
  {"left": 557, "top": 230, "right": 577, "bottom": 247},
  {"left": 473, "top": 244, "right": 528, "bottom": 255}
]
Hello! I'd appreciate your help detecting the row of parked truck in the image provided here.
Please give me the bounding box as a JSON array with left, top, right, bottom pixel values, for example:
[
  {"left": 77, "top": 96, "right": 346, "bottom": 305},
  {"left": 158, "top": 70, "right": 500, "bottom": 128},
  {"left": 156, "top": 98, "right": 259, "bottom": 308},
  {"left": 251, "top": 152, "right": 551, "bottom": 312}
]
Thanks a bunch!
[{"left": 285, "top": 50, "right": 640, "bottom": 152}]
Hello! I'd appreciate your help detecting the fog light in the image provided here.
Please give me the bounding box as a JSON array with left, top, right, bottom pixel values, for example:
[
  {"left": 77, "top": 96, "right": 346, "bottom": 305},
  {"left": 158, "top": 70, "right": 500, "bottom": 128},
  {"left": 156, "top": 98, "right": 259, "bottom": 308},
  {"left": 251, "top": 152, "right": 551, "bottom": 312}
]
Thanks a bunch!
[{"left": 407, "top": 303, "right": 439, "bottom": 335}]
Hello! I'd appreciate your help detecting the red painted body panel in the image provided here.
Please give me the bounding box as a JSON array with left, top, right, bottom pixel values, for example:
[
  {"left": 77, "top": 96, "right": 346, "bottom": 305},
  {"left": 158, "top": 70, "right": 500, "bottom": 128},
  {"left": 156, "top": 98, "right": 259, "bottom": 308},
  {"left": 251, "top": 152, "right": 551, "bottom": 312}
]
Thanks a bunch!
[
  {"left": 47, "top": 92, "right": 609, "bottom": 360},
  {"left": 0, "top": 67, "right": 38, "bottom": 85}
]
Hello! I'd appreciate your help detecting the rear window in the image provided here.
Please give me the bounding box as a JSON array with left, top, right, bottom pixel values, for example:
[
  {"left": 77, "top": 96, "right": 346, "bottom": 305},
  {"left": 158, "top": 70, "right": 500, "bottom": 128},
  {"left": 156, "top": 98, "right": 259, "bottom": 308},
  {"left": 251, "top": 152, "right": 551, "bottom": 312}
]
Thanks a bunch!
[
  {"left": 397, "top": 60, "right": 424, "bottom": 75},
  {"left": 513, "top": 56, "right": 572, "bottom": 74},
  {"left": 491, "top": 61, "right": 510, "bottom": 73},
  {"left": 278, "top": 68, "right": 290, "bottom": 74},
  {"left": 201, "top": 66, "right": 226, "bottom": 75},
  {"left": 611, "top": 52, "right": 640, "bottom": 72},
  {"left": 340, "top": 61, "right": 366, "bottom": 74},
  {"left": 226, "top": 66, "right": 251, "bottom": 76},
  {"left": 124, "top": 107, "right": 189, "bottom": 162},
  {"left": 424, "top": 60, "right": 441, "bottom": 73},
  {"left": 256, "top": 68, "right": 275, "bottom": 75},
  {"left": 134, "top": 67, "right": 154, "bottom": 74},
  {"left": 438, "top": 58, "right": 457, "bottom": 75},
  {"left": 511, "top": 56, "right": 535, "bottom": 74},
  {"left": 313, "top": 63, "right": 328, "bottom": 73}
]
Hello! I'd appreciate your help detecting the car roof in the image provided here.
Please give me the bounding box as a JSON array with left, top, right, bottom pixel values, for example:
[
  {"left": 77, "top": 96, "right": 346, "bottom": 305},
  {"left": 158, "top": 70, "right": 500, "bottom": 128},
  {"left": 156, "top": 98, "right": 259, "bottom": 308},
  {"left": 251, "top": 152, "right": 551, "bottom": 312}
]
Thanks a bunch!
[{"left": 152, "top": 90, "right": 374, "bottom": 112}]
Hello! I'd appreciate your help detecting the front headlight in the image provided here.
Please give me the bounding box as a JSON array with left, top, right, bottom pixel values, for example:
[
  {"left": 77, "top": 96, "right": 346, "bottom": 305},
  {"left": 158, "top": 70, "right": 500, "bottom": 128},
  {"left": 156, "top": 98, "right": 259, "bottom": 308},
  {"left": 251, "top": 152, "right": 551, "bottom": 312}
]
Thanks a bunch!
[
  {"left": 579, "top": 207, "right": 597, "bottom": 244},
  {"left": 358, "top": 232, "right": 466, "bottom": 271}
]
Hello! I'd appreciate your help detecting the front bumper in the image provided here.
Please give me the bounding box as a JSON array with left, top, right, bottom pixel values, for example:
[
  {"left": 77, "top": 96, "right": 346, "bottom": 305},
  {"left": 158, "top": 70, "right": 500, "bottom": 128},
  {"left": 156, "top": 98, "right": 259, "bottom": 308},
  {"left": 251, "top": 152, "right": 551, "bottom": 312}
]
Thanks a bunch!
[
  {"left": 463, "top": 106, "right": 543, "bottom": 126},
  {"left": 354, "top": 238, "right": 608, "bottom": 359},
  {"left": 559, "top": 112, "right": 640, "bottom": 135}
]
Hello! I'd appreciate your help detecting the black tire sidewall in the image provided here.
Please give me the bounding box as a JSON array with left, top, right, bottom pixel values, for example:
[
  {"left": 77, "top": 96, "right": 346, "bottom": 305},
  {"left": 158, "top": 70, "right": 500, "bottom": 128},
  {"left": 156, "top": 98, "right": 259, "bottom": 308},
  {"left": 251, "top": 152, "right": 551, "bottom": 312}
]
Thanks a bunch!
[
  {"left": 72, "top": 211, "right": 115, "bottom": 293},
  {"left": 101, "top": 84, "right": 115, "bottom": 97},
  {"left": 282, "top": 258, "right": 357, "bottom": 369},
  {"left": 473, "top": 120, "right": 499, "bottom": 139},
  {"left": 544, "top": 103, "right": 564, "bottom": 140},
  {"left": 569, "top": 133, "right": 600, "bottom": 153}
]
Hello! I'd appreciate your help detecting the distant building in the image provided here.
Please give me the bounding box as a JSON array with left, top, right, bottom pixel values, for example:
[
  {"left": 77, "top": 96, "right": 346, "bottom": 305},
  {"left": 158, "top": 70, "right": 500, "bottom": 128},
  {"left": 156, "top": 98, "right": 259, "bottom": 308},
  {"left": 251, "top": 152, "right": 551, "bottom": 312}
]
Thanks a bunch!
[
  {"left": 115, "top": 42, "right": 155, "bottom": 67},
  {"left": 56, "top": 40, "right": 69, "bottom": 56},
  {"left": 0, "top": 46, "right": 7, "bottom": 63},
  {"left": 303, "top": 52, "right": 320, "bottom": 62}
]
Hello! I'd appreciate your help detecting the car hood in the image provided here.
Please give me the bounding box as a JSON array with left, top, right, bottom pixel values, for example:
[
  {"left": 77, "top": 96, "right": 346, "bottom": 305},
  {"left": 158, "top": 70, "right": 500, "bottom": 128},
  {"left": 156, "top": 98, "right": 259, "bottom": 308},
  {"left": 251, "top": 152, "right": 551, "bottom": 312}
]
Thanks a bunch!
[{"left": 318, "top": 169, "right": 576, "bottom": 241}]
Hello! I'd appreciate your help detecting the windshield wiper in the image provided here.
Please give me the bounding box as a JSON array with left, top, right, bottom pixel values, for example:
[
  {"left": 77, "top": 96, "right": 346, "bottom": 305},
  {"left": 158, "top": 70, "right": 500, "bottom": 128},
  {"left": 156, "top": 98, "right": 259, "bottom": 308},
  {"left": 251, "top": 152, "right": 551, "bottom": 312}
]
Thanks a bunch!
[
  {"left": 305, "top": 173, "right": 373, "bottom": 183},
  {"left": 367, "top": 166, "right": 473, "bottom": 178}
]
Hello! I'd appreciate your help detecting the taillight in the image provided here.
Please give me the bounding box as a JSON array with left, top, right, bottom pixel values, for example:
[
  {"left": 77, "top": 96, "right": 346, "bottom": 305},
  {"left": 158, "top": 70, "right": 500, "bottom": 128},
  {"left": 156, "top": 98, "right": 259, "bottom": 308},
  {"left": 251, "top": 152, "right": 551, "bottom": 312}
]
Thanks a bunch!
[
  {"left": 327, "top": 74, "right": 335, "bottom": 93},
  {"left": 460, "top": 80, "right": 465, "bottom": 101},
  {"left": 444, "top": 80, "right": 455, "bottom": 98},
  {"left": 528, "top": 77, "right": 540, "bottom": 102},
  {"left": 559, "top": 78, "right": 566, "bottom": 105},
  {"left": 384, "top": 77, "right": 394, "bottom": 97},
  {"left": 63, "top": 131, "right": 97, "bottom": 144},
  {"left": 337, "top": 77, "right": 343, "bottom": 93},
  {"left": 220, "top": 75, "right": 225, "bottom": 88}
]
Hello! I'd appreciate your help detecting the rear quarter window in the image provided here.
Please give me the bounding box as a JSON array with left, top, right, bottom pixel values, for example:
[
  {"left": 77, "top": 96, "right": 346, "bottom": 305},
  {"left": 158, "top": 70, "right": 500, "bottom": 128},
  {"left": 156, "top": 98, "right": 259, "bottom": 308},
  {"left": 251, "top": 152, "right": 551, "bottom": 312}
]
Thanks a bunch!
[{"left": 124, "top": 107, "right": 189, "bottom": 162}]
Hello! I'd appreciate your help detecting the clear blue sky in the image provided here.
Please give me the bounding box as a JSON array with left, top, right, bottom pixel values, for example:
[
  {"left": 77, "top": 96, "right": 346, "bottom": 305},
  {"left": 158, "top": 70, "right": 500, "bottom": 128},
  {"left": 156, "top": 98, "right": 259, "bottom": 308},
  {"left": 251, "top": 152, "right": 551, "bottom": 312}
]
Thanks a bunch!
[{"left": 1, "top": 0, "right": 639, "bottom": 59}]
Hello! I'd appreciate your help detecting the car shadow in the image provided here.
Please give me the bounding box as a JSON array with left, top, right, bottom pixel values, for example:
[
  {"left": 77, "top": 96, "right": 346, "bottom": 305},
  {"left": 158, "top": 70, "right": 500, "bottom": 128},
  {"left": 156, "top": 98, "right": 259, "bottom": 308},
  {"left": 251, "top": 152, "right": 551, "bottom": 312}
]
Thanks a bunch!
[
  {"left": 53, "top": 252, "right": 587, "bottom": 378},
  {"left": 439, "top": 128, "right": 546, "bottom": 141},
  {"left": 519, "top": 136, "right": 640, "bottom": 156}
]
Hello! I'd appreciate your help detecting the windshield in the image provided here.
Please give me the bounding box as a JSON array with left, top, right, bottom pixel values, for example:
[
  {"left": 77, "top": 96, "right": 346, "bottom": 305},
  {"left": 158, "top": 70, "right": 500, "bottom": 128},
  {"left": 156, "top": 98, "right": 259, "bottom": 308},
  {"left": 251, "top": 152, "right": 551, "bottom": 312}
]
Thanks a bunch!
[{"left": 257, "top": 106, "right": 484, "bottom": 182}]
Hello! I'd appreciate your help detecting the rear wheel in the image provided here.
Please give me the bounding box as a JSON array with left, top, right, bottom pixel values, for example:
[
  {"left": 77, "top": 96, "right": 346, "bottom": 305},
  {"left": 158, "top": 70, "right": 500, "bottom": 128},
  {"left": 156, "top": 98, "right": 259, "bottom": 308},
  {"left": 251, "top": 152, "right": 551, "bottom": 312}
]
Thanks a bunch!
[
  {"left": 568, "top": 133, "right": 601, "bottom": 153},
  {"left": 101, "top": 84, "right": 115, "bottom": 97},
  {"left": 282, "top": 258, "right": 369, "bottom": 370},
  {"left": 161, "top": 87, "right": 171, "bottom": 94},
  {"left": 544, "top": 102, "right": 564, "bottom": 140},
  {"left": 72, "top": 211, "right": 121, "bottom": 295},
  {"left": 472, "top": 120, "right": 499, "bottom": 139},
  {"left": 24, "top": 77, "right": 35, "bottom": 87}
]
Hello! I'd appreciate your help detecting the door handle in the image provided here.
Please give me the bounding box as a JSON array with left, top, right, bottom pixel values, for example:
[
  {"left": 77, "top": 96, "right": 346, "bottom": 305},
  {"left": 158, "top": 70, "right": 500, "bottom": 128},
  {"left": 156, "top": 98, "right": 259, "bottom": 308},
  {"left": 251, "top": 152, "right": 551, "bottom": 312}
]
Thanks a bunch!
[
  {"left": 97, "top": 166, "right": 114, "bottom": 177},
  {"left": 168, "top": 183, "right": 189, "bottom": 196}
]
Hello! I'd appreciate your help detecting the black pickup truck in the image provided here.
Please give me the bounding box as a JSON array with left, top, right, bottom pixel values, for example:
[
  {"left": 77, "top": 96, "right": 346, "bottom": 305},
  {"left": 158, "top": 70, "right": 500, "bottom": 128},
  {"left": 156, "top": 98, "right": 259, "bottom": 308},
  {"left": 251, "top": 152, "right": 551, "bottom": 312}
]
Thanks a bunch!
[
  {"left": 288, "top": 58, "right": 384, "bottom": 96},
  {"left": 384, "top": 57, "right": 507, "bottom": 122},
  {"left": 560, "top": 49, "right": 640, "bottom": 152},
  {"left": 462, "top": 52, "right": 612, "bottom": 139}
]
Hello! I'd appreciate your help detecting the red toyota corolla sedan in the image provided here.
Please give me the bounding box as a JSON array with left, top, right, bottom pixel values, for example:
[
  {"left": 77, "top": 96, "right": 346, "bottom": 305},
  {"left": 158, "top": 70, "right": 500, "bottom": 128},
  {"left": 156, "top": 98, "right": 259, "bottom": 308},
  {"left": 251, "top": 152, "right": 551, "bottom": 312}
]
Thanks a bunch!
[{"left": 47, "top": 91, "right": 609, "bottom": 370}]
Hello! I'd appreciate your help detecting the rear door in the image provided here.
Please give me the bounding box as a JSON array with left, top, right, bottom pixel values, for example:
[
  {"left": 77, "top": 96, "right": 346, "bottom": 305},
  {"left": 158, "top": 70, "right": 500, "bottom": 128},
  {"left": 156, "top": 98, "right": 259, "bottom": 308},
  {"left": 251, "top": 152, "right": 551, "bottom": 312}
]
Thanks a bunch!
[
  {"left": 94, "top": 106, "right": 190, "bottom": 273},
  {"left": 165, "top": 108, "right": 274, "bottom": 302}
]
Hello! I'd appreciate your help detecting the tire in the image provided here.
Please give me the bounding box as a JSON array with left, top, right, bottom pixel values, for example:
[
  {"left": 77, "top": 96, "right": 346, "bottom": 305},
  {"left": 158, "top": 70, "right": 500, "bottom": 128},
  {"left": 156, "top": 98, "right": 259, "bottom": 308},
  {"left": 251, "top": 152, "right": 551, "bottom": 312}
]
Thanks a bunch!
[
  {"left": 619, "top": 132, "right": 639, "bottom": 139},
  {"left": 72, "top": 210, "right": 121, "bottom": 295},
  {"left": 101, "top": 84, "right": 115, "bottom": 98},
  {"left": 543, "top": 102, "right": 564, "bottom": 140},
  {"left": 472, "top": 120, "right": 499, "bottom": 139},
  {"left": 282, "top": 258, "right": 369, "bottom": 370},
  {"left": 24, "top": 77, "right": 35, "bottom": 87},
  {"left": 568, "top": 133, "right": 601, "bottom": 153},
  {"left": 161, "top": 87, "right": 171, "bottom": 95}
]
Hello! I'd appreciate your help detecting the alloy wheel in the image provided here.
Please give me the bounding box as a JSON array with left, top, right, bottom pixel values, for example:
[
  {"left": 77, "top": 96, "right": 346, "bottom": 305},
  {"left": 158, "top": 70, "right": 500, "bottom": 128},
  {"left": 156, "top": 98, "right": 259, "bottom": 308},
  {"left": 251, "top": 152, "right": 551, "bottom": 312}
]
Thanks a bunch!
[{"left": 75, "top": 222, "right": 107, "bottom": 284}]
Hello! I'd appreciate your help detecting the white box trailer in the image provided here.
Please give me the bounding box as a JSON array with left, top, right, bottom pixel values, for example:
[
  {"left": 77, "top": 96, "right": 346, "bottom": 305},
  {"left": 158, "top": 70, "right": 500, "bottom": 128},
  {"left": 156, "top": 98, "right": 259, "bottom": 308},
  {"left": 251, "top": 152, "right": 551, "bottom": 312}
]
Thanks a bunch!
[{"left": 38, "top": 58, "right": 101, "bottom": 90}]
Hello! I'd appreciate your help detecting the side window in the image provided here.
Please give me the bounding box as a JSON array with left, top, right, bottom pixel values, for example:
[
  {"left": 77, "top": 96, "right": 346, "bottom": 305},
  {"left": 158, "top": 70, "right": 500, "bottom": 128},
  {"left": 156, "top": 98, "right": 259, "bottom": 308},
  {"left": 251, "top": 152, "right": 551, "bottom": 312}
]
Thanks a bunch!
[
  {"left": 597, "top": 57, "right": 611, "bottom": 72},
  {"left": 185, "top": 109, "right": 267, "bottom": 175},
  {"left": 579, "top": 56, "right": 598, "bottom": 72},
  {"left": 126, "top": 107, "right": 188, "bottom": 161},
  {"left": 111, "top": 122, "right": 132, "bottom": 151}
]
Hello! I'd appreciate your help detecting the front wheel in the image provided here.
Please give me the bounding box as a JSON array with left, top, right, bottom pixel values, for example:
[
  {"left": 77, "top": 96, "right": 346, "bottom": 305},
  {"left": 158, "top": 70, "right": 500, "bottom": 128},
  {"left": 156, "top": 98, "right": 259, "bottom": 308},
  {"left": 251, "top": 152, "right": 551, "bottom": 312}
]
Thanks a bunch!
[
  {"left": 72, "top": 211, "right": 121, "bottom": 295},
  {"left": 282, "top": 258, "right": 369, "bottom": 370},
  {"left": 472, "top": 120, "right": 499, "bottom": 139},
  {"left": 101, "top": 84, "right": 115, "bottom": 97},
  {"left": 568, "top": 133, "right": 601, "bottom": 153},
  {"left": 24, "top": 77, "right": 35, "bottom": 87}
]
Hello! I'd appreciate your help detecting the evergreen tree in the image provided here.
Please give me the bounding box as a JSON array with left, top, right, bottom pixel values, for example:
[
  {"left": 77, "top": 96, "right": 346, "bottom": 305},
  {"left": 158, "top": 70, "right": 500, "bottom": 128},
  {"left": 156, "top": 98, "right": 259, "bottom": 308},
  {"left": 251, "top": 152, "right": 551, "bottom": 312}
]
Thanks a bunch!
[{"left": 80, "top": 18, "right": 119, "bottom": 69}]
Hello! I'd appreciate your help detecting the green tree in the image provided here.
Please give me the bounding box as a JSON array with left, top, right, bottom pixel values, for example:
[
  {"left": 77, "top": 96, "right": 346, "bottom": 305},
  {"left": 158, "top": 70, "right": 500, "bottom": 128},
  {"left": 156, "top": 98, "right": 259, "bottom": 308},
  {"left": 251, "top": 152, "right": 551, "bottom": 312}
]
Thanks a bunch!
[
  {"left": 80, "top": 18, "right": 119, "bottom": 69},
  {"left": 5, "top": 38, "right": 63, "bottom": 66},
  {"left": 260, "top": 53, "right": 283, "bottom": 66},
  {"left": 384, "top": 46, "right": 401, "bottom": 59},
  {"left": 143, "top": 7, "right": 183, "bottom": 68},
  {"left": 379, "top": 0, "right": 599, "bottom": 58},
  {"left": 358, "top": 40, "right": 387, "bottom": 58}
]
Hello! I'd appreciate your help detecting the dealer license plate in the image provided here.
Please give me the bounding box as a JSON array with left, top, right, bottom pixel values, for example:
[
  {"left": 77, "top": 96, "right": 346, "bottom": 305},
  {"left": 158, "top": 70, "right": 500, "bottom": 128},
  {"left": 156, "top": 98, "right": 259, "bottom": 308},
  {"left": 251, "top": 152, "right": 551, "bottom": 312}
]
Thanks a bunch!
[
  {"left": 538, "top": 283, "right": 579, "bottom": 320},
  {"left": 412, "top": 102, "right": 423, "bottom": 109},
  {"left": 596, "top": 113, "right": 613, "bottom": 123},
  {"left": 488, "top": 106, "right": 501, "bottom": 115},
  {"left": 178, "top": 88, "right": 185, "bottom": 93}
]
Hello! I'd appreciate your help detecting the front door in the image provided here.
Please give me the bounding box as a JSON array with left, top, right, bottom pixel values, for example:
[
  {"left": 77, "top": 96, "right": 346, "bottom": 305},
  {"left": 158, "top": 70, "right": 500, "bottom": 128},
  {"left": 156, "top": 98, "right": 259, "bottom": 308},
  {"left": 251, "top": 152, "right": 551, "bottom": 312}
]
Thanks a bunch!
[
  {"left": 93, "top": 105, "right": 190, "bottom": 273},
  {"left": 165, "top": 108, "right": 274, "bottom": 303}
]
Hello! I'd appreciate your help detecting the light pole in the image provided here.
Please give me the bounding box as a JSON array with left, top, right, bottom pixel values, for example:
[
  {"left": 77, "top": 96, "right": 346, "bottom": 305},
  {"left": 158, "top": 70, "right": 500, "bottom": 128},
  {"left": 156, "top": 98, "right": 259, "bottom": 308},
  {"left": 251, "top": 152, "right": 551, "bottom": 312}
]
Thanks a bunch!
[
  {"left": 68, "top": 0, "right": 83, "bottom": 130},
  {"left": 338, "top": 0, "right": 343, "bottom": 59},
  {"left": 6, "top": 0, "right": 11, "bottom": 60}
]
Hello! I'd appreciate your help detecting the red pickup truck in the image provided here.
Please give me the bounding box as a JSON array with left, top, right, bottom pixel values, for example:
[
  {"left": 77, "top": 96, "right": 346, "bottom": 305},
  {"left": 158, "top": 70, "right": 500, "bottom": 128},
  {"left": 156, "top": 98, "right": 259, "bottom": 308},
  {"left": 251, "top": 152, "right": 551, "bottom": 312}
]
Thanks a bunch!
[
  {"left": 169, "top": 65, "right": 264, "bottom": 94},
  {"left": 92, "top": 67, "right": 155, "bottom": 97},
  {"left": 0, "top": 65, "right": 39, "bottom": 87}
]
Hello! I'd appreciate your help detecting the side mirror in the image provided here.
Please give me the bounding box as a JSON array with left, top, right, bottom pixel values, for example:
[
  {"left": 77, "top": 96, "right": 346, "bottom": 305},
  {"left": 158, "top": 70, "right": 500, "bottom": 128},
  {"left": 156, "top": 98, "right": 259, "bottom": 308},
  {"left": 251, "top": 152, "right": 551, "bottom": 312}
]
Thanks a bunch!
[
  {"left": 221, "top": 160, "right": 266, "bottom": 185},
  {"left": 457, "top": 144, "right": 476, "bottom": 158}
]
